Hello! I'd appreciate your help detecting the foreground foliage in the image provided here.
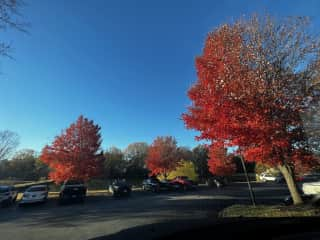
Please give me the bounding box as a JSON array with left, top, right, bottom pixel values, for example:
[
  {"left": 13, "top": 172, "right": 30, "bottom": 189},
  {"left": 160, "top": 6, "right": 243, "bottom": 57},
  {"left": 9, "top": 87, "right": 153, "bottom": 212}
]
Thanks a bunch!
[{"left": 220, "top": 204, "right": 320, "bottom": 217}]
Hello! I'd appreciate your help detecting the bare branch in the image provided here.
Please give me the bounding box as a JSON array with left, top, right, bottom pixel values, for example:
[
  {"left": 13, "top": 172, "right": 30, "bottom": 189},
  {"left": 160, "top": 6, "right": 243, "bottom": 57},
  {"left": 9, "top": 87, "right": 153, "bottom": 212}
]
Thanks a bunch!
[{"left": 0, "top": 130, "right": 19, "bottom": 160}]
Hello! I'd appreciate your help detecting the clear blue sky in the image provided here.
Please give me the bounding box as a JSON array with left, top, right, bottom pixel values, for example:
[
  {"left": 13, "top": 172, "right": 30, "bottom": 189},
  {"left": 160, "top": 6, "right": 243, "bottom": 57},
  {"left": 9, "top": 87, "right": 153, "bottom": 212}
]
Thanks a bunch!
[{"left": 0, "top": 0, "right": 319, "bottom": 151}]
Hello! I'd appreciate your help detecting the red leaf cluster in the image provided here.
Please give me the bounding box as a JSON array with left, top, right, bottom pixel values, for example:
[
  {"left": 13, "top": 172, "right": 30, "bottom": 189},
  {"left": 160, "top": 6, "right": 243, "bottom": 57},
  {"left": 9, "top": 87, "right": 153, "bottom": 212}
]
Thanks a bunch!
[
  {"left": 145, "top": 136, "right": 180, "bottom": 176},
  {"left": 182, "top": 24, "right": 317, "bottom": 174},
  {"left": 40, "top": 116, "right": 103, "bottom": 183},
  {"left": 208, "top": 142, "right": 236, "bottom": 176}
]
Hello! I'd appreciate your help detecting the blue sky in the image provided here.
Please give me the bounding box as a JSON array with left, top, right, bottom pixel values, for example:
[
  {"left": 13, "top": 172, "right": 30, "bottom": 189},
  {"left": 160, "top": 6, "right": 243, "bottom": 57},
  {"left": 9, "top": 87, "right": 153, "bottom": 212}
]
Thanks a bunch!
[{"left": 0, "top": 0, "right": 319, "bottom": 151}]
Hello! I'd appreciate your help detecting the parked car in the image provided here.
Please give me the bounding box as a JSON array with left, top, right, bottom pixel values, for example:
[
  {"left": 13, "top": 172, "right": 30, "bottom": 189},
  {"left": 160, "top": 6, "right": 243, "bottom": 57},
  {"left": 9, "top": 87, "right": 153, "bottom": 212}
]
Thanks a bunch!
[
  {"left": 0, "top": 185, "right": 17, "bottom": 207},
  {"left": 300, "top": 174, "right": 320, "bottom": 183},
  {"left": 142, "top": 178, "right": 180, "bottom": 192},
  {"left": 19, "top": 185, "right": 48, "bottom": 205},
  {"left": 109, "top": 179, "right": 132, "bottom": 197},
  {"left": 170, "top": 176, "right": 197, "bottom": 190},
  {"left": 275, "top": 175, "right": 285, "bottom": 183},
  {"left": 58, "top": 180, "right": 87, "bottom": 204},
  {"left": 302, "top": 180, "right": 320, "bottom": 196},
  {"left": 259, "top": 172, "right": 277, "bottom": 182},
  {"left": 283, "top": 176, "right": 320, "bottom": 205},
  {"left": 276, "top": 173, "right": 312, "bottom": 184}
]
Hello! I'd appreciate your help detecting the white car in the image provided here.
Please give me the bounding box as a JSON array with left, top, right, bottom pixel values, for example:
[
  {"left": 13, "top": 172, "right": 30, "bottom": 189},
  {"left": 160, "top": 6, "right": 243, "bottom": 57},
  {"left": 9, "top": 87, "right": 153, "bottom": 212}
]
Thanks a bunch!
[
  {"left": 302, "top": 181, "right": 320, "bottom": 195},
  {"left": 259, "top": 172, "right": 277, "bottom": 182},
  {"left": 0, "top": 185, "right": 18, "bottom": 206},
  {"left": 19, "top": 185, "right": 48, "bottom": 205}
]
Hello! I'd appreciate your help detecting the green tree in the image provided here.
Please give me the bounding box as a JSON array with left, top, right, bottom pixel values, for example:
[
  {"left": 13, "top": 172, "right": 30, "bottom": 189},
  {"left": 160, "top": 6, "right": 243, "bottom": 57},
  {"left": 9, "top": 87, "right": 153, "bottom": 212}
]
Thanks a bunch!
[
  {"left": 192, "top": 145, "right": 210, "bottom": 181},
  {"left": 178, "top": 147, "right": 193, "bottom": 162},
  {"left": 167, "top": 160, "right": 198, "bottom": 182},
  {"left": 124, "top": 142, "right": 149, "bottom": 178},
  {"left": 0, "top": 159, "right": 10, "bottom": 179},
  {"left": 8, "top": 149, "right": 37, "bottom": 180},
  {"left": 103, "top": 147, "right": 126, "bottom": 179}
]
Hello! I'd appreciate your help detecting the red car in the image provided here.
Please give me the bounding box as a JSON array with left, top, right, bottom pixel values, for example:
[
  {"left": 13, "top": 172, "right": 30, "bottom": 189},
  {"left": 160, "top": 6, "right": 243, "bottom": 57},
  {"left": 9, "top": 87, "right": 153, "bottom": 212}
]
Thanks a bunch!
[{"left": 170, "top": 176, "right": 197, "bottom": 190}]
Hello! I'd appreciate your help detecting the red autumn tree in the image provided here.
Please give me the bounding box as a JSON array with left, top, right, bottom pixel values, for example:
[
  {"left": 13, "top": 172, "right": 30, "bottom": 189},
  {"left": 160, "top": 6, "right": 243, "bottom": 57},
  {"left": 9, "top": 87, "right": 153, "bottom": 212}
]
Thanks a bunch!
[
  {"left": 40, "top": 115, "right": 104, "bottom": 183},
  {"left": 145, "top": 136, "right": 180, "bottom": 178},
  {"left": 208, "top": 142, "right": 236, "bottom": 176},
  {"left": 183, "top": 15, "right": 320, "bottom": 204}
]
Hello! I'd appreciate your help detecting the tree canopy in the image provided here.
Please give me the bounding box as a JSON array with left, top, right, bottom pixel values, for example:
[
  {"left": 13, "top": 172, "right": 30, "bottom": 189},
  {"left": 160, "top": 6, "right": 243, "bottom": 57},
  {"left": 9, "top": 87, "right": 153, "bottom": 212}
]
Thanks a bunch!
[
  {"left": 40, "top": 116, "right": 103, "bottom": 183},
  {"left": 183, "top": 15, "right": 320, "bottom": 204}
]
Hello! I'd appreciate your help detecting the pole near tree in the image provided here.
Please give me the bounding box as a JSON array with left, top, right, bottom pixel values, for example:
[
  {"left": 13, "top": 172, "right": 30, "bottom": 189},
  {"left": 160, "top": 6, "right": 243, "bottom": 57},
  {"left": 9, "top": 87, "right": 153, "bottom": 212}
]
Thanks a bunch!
[{"left": 239, "top": 155, "right": 256, "bottom": 206}]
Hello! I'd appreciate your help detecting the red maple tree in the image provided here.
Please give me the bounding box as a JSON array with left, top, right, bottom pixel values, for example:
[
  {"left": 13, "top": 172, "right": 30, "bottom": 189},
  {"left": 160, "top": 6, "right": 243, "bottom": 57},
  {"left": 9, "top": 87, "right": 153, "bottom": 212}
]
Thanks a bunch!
[
  {"left": 182, "top": 16, "right": 320, "bottom": 204},
  {"left": 40, "top": 116, "right": 103, "bottom": 183},
  {"left": 145, "top": 136, "right": 180, "bottom": 178},
  {"left": 208, "top": 142, "right": 236, "bottom": 176}
]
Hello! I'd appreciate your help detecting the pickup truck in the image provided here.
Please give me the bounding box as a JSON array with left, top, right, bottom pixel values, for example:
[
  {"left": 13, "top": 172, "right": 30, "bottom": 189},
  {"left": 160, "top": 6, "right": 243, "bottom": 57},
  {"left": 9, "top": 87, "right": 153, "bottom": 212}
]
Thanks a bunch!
[{"left": 58, "top": 180, "right": 87, "bottom": 204}]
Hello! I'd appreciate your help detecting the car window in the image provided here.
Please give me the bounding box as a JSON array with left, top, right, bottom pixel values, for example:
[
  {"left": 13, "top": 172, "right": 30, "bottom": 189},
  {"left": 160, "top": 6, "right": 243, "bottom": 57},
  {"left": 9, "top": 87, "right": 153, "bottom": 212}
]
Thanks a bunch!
[
  {"left": 0, "top": 187, "right": 9, "bottom": 193},
  {"left": 65, "top": 180, "right": 83, "bottom": 185}
]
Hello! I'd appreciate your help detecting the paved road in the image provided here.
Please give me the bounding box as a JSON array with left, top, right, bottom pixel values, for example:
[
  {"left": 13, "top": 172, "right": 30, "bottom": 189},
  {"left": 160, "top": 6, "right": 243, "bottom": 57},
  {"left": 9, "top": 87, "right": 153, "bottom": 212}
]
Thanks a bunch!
[{"left": 0, "top": 182, "right": 289, "bottom": 240}]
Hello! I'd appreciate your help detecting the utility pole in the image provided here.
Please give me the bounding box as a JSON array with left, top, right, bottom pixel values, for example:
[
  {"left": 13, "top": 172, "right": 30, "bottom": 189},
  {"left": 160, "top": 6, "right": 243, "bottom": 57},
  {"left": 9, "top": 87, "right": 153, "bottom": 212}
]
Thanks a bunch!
[{"left": 240, "top": 155, "right": 256, "bottom": 206}]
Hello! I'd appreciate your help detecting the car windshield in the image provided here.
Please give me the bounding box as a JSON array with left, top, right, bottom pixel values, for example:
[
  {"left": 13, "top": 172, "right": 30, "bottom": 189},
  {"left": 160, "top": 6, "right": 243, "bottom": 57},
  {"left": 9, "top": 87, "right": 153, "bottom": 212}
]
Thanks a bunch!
[
  {"left": 0, "top": 187, "right": 9, "bottom": 193},
  {"left": 65, "top": 180, "right": 83, "bottom": 185},
  {"left": 0, "top": 1, "right": 319, "bottom": 240}
]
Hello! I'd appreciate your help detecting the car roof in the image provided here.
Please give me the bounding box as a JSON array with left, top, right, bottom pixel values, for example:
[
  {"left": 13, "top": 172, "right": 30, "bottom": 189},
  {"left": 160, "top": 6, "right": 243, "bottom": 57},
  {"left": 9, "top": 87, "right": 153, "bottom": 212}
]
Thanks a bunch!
[{"left": 0, "top": 185, "right": 10, "bottom": 190}]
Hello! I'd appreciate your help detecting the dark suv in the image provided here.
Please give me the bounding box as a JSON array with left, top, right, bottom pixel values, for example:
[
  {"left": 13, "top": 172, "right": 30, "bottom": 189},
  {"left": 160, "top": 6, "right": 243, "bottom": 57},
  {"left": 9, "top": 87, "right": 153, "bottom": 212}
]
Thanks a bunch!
[
  {"left": 109, "top": 179, "right": 132, "bottom": 197},
  {"left": 142, "top": 178, "right": 179, "bottom": 192},
  {"left": 58, "top": 180, "right": 87, "bottom": 204}
]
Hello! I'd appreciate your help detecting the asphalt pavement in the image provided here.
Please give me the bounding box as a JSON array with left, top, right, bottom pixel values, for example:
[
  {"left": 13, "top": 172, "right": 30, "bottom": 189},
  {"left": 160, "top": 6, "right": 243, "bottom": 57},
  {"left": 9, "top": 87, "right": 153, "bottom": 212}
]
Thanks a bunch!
[{"left": 0, "top": 182, "right": 289, "bottom": 240}]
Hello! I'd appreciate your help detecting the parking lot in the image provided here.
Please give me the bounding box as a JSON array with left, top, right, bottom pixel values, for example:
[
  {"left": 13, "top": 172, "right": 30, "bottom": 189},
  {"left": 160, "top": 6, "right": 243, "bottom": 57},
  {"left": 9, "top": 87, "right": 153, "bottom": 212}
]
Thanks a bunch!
[{"left": 0, "top": 182, "right": 289, "bottom": 240}]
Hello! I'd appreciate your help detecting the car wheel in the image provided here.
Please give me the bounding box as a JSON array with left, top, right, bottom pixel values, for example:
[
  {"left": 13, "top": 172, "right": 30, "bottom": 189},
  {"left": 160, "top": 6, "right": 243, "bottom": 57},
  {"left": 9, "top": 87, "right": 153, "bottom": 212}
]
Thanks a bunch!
[{"left": 124, "top": 188, "right": 131, "bottom": 197}]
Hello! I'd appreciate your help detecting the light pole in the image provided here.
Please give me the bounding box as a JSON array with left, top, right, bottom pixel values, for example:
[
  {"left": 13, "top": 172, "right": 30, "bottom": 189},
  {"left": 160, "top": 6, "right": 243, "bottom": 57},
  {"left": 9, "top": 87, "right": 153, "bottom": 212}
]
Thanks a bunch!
[{"left": 240, "top": 155, "right": 256, "bottom": 206}]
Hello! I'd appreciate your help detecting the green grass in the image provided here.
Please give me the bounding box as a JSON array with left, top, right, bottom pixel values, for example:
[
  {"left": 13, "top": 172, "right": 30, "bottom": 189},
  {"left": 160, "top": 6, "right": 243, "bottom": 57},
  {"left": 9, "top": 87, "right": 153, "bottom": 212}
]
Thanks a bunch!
[{"left": 220, "top": 204, "right": 320, "bottom": 218}]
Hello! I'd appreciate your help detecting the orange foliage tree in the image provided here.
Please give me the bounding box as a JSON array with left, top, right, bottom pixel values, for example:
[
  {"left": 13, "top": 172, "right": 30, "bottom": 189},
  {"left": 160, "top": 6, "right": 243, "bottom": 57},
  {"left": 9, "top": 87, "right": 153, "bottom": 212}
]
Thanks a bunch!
[
  {"left": 208, "top": 143, "right": 236, "bottom": 176},
  {"left": 40, "top": 116, "right": 104, "bottom": 183},
  {"left": 145, "top": 136, "right": 180, "bottom": 178},
  {"left": 183, "top": 16, "right": 320, "bottom": 204}
]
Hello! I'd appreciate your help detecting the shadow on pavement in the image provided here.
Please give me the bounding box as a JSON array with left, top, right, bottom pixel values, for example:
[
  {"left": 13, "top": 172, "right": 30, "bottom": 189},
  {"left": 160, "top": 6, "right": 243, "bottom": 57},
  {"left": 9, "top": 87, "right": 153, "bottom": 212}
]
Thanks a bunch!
[
  {"left": 0, "top": 183, "right": 289, "bottom": 228},
  {"left": 90, "top": 217, "right": 320, "bottom": 240}
]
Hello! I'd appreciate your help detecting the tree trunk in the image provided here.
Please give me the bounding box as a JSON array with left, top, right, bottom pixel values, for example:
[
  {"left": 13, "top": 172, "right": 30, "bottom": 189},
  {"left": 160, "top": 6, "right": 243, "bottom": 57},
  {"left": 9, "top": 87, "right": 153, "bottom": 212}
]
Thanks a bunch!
[{"left": 278, "top": 164, "right": 303, "bottom": 205}]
